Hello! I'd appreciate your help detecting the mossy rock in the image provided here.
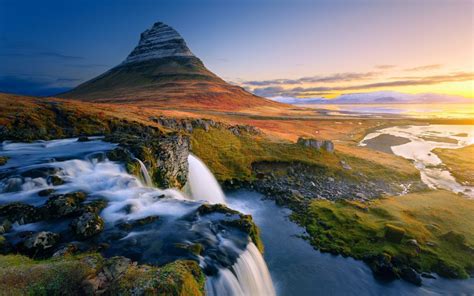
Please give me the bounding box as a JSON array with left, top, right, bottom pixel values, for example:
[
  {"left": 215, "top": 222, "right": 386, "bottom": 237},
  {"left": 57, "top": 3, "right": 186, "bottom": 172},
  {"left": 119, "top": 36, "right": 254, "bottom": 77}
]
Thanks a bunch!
[
  {"left": 384, "top": 224, "right": 405, "bottom": 243},
  {"left": 0, "top": 156, "right": 8, "bottom": 166}
]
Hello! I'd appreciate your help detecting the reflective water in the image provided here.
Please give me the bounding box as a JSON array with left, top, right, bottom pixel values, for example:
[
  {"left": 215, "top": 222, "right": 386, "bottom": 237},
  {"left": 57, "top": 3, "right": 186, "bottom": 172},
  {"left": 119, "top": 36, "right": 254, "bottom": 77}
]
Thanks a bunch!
[{"left": 228, "top": 190, "right": 474, "bottom": 296}]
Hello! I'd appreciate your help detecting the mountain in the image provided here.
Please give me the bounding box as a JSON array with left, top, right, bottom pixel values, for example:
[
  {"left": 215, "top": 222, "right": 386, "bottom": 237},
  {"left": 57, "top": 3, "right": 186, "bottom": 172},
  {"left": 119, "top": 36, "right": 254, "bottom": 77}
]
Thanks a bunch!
[{"left": 61, "top": 22, "right": 283, "bottom": 110}]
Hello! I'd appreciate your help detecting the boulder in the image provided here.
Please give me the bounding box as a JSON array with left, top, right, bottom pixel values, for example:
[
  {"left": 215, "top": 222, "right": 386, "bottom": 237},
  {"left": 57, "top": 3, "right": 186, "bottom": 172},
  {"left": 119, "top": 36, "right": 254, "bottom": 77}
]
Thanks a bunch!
[
  {"left": 21, "top": 231, "right": 60, "bottom": 256},
  {"left": 0, "top": 202, "right": 41, "bottom": 224},
  {"left": 44, "top": 192, "right": 87, "bottom": 218},
  {"left": 154, "top": 134, "right": 190, "bottom": 188},
  {"left": 384, "top": 224, "right": 405, "bottom": 243},
  {"left": 401, "top": 267, "right": 422, "bottom": 286},
  {"left": 70, "top": 212, "right": 104, "bottom": 239},
  {"left": 47, "top": 175, "right": 65, "bottom": 186},
  {"left": 297, "top": 137, "right": 334, "bottom": 153}
]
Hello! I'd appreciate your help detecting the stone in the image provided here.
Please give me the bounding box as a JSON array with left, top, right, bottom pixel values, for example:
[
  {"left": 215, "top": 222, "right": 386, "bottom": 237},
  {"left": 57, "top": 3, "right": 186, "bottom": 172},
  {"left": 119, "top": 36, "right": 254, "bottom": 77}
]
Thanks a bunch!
[
  {"left": 0, "top": 202, "right": 41, "bottom": 224},
  {"left": 48, "top": 175, "right": 65, "bottom": 186},
  {"left": 70, "top": 212, "right": 104, "bottom": 239},
  {"left": 297, "top": 137, "right": 334, "bottom": 153},
  {"left": 22, "top": 231, "right": 60, "bottom": 255},
  {"left": 340, "top": 160, "right": 352, "bottom": 170},
  {"left": 401, "top": 268, "right": 422, "bottom": 286},
  {"left": 77, "top": 136, "right": 90, "bottom": 142},
  {"left": 384, "top": 224, "right": 405, "bottom": 243},
  {"left": 44, "top": 192, "right": 87, "bottom": 218}
]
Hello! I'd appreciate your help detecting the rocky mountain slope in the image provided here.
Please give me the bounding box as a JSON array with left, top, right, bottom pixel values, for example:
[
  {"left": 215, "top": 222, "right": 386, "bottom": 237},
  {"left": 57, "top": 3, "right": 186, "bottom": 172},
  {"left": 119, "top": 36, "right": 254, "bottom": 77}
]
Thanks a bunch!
[{"left": 61, "top": 22, "right": 284, "bottom": 111}]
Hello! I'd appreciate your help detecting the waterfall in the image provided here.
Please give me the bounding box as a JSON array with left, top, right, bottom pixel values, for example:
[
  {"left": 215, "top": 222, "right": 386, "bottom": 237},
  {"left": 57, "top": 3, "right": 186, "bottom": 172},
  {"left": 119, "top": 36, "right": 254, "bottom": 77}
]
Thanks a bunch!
[
  {"left": 206, "top": 242, "right": 276, "bottom": 296},
  {"left": 187, "top": 154, "right": 226, "bottom": 204},
  {"left": 134, "top": 158, "right": 153, "bottom": 187}
]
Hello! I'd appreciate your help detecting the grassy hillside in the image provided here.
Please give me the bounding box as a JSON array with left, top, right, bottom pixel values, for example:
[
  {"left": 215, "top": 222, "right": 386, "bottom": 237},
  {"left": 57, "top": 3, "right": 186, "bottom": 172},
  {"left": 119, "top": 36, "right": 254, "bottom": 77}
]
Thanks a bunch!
[
  {"left": 190, "top": 127, "right": 420, "bottom": 186},
  {"left": 433, "top": 145, "right": 474, "bottom": 186},
  {"left": 292, "top": 190, "right": 474, "bottom": 279}
]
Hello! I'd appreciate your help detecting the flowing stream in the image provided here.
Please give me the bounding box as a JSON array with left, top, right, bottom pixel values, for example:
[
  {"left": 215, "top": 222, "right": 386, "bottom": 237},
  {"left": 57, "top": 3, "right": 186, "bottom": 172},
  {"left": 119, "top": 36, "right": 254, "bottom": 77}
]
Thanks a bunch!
[
  {"left": 0, "top": 138, "right": 274, "bottom": 296},
  {"left": 360, "top": 124, "right": 474, "bottom": 197},
  {"left": 228, "top": 190, "right": 474, "bottom": 295}
]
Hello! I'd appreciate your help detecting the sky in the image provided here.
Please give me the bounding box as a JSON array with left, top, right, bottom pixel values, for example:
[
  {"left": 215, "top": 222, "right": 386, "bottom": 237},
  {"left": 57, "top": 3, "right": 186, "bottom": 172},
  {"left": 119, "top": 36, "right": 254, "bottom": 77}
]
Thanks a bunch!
[{"left": 0, "top": 0, "right": 473, "bottom": 98}]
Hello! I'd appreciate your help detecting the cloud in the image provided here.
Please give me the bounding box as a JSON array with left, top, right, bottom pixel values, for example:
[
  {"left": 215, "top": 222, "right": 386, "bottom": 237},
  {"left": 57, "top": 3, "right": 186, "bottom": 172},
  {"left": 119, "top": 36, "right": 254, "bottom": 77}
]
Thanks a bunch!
[
  {"left": 404, "top": 64, "right": 442, "bottom": 72},
  {"left": 0, "top": 75, "right": 75, "bottom": 96},
  {"left": 267, "top": 91, "right": 472, "bottom": 104},
  {"left": 0, "top": 51, "right": 83, "bottom": 60},
  {"left": 242, "top": 72, "right": 377, "bottom": 87},
  {"left": 251, "top": 72, "right": 474, "bottom": 97},
  {"left": 375, "top": 64, "right": 396, "bottom": 70}
]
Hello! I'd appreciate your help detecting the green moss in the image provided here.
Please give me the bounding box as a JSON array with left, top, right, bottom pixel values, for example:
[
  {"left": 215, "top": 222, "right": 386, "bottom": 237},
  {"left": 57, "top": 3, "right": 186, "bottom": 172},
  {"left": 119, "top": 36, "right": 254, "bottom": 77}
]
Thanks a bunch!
[
  {"left": 113, "top": 260, "right": 205, "bottom": 296},
  {"left": 0, "top": 254, "right": 205, "bottom": 296},
  {"left": 291, "top": 190, "right": 474, "bottom": 279}
]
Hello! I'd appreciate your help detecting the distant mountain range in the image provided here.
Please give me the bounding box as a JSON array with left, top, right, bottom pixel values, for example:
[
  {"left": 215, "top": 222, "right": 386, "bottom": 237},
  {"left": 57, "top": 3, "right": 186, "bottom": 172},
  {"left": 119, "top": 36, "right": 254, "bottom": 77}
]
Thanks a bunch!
[
  {"left": 61, "top": 22, "right": 283, "bottom": 110},
  {"left": 269, "top": 91, "right": 473, "bottom": 105}
]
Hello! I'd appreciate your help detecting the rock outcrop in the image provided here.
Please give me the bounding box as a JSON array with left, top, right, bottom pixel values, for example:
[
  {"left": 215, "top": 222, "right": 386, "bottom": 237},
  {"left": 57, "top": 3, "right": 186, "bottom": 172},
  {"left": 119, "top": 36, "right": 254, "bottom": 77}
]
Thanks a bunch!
[
  {"left": 297, "top": 137, "right": 334, "bottom": 153},
  {"left": 123, "top": 22, "right": 194, "bottom": 64}
]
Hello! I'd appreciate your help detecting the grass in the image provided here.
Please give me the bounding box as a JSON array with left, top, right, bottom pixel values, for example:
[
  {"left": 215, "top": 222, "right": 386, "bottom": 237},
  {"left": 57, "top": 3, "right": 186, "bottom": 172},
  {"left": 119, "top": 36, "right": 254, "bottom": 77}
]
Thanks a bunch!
[
  {"left": 291, "top": 190, "right": 474, "bottom": 279},
  {"left": 433, "top": 145, "right": 474, "bottom": 186},
  {"left": 190, "top": 127, "right": 420, "bottom": 185},
  {"left": 0, "top": 253, "right": 205, "bottom": 296}
]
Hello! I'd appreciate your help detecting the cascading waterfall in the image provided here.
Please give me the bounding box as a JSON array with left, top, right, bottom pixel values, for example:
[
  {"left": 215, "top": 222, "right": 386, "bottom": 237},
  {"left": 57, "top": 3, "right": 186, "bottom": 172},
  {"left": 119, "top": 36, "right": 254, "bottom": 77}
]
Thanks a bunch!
[
  {"left": 187, "top": 154, "right": 226, "bottom": 204},
  {"left": 0, "top": 139, "right": 275, "bottom": 296},
  {"left": 134, "top": 158, "right": 153, "bottom": 187},
  {"left": 187, "top": 154, "right": 275, "bottom": 296},
  {"left": 206, "top": 242, "right": 276, "bottom": 296}
]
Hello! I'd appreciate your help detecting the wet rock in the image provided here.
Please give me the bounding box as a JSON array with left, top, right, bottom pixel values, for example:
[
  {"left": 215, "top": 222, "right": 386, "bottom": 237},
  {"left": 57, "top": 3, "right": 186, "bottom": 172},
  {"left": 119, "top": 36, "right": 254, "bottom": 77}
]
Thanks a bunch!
[
  {"left": 0, "top": 219, "right": 12, "bottom": 234},
  {"left": 106, "top": 147, "right": 133, "bottom": 163},
  {"left": 401, "top": 267, "right": 422, "bottom": 286},
  {"left": 82, "top": 256, "right": 132, "bottom": 294},
  {"left": 70, "top": 212, "right": 104, "bottom": 239},
  {"left": 44, "top": 192, "right": 87, "bottom": 218},
  {"left": 0, "top": 202, "right": 41, "bottom": 224},
  {"left": 81, "top": 199, "right": 108, "bottom": 215},
  {"left": 47, "top": 175, "right": 65, "bottom": 186},
  {"left": 154, "top": 134, "right": 190, "bottom": 188},
  {"left": 197, "top": 204, "right": 239, "bottom": 216},
  {"left": 77, "top": 136, "right": 90, "bottom": 142},
  {"left": 0, "top": 156, "right": 8, "bottom": 166},
  {"left": 421, "top": 272, "right": 436, "bottom": 279},
  {"left": 21, "top": 231, "right": 60, "bottom": 256},
  {"left": 38, "top": 188, "right": 55, "bottom": 197},
  {"left": 367, "top": 253, "right": 399, "bottom": 281},
  {"left": 117, "top": 216, "right": 159, "bottom": 230},
  {"left": 21, "top": 167, "right": 59, "bottom": 179},
  {"left": 52, "top": 243, "right": 79, "bottom": 257}
]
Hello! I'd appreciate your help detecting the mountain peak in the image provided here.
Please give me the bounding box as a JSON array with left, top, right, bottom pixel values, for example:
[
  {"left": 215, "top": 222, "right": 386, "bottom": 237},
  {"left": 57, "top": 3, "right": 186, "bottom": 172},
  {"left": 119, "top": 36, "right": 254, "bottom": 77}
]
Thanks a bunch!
[{"left": 122, "top": 22, "right": 194, "bottom": 65}]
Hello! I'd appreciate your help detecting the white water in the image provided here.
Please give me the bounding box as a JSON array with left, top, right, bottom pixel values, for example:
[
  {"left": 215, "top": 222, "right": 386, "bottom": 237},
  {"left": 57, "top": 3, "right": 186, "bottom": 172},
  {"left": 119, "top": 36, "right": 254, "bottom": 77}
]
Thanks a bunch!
[
  {"left": 187, "top": 154, "right": 226, "bottom": 204},
  {"left": 207, "top": 242, "right": 276, "bottom": 296},
  {"left": 360, "top": 124, "right": 474, "bottom": 197},
  {"left": 0, "top": 139, "right": 275, "bottom": 296},
  {"left": 134, "top": 158, "right": 153, "bottom": 187}
]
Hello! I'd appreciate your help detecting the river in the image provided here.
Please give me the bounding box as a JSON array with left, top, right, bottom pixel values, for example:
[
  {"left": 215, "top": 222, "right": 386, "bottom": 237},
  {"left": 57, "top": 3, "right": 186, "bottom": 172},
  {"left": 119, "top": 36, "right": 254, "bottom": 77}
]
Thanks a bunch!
[{"left": 227, "top": 190, "right": 474, "bottom": 295}]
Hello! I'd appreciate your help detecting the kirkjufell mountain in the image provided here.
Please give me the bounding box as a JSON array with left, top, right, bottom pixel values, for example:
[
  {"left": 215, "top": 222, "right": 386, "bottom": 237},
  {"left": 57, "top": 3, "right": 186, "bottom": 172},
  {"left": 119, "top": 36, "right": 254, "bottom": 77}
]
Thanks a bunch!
[{"left": 61, "top": 22, "right": 283, "bottom": 110}]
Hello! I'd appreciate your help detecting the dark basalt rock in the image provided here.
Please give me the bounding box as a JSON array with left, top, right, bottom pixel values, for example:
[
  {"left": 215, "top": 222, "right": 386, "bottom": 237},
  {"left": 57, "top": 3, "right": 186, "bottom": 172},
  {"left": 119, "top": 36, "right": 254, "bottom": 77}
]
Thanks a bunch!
[
  {"left": 43, "top": 192, "right": 87, "bottom": 218},
  {"left": 77, "top": 136, "right": 90, "bottom": 142},
  {"left": 366, "top": 253, "right": 399, "bottom": 281},
  {"left": 38, "top": 188, "right": 55, "bottom": 197},
  {"left": 117, "top": 216, "right": 159, "bottom": 230},
  {"left": 197, "top": 204, "right": 239, "bottom": 216},
  {"left": 20, "top": 231, "right": 60, "bottom": 256},
  {"left": 0, "top": 202, "right": 41, "bottom": 224},
  {"left": 80, "top": 199, "right": 108, "bottom": 215},
  {"left": 401, "top": 267, "right": 422, "bottom": 286},
  {"left": 21, "top": 167, "right": 60, "bottom": 179},
  {"left": 70, "top": 212, "right": 105, "bottom": 239}
]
